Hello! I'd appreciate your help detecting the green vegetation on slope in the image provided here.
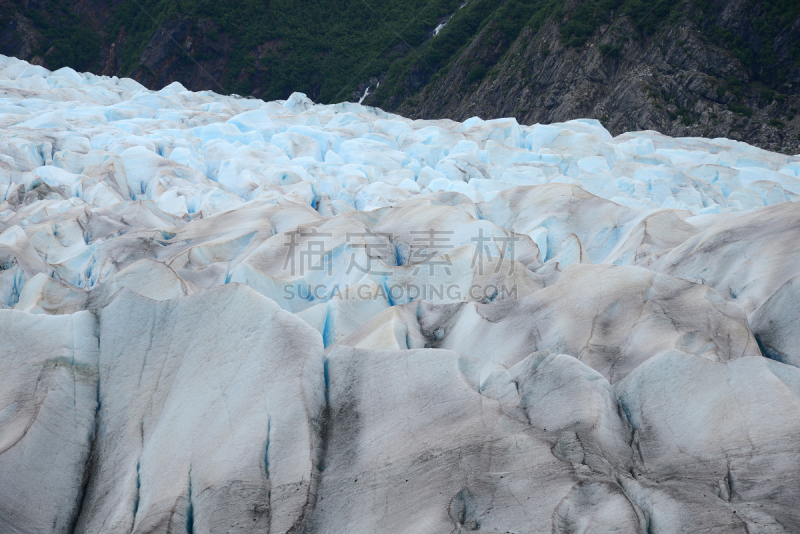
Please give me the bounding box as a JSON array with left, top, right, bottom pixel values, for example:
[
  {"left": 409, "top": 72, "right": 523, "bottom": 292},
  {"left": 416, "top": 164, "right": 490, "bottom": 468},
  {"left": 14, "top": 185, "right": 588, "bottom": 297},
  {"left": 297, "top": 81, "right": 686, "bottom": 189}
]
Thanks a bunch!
[
  {"left": 698, "top": 0, "right": 800, "bottom": 84},
  {"left": 372, "top": 0, "right": 680, "bottom": 105},
  {"left": 108, "top": 0, "right": 464, "bottom": 100},
  {"left": 12, "top": 0, "right": 100, "bottom": 72},
  {"left": 6, "top": 0, "right": 800, "bottom": 105}
]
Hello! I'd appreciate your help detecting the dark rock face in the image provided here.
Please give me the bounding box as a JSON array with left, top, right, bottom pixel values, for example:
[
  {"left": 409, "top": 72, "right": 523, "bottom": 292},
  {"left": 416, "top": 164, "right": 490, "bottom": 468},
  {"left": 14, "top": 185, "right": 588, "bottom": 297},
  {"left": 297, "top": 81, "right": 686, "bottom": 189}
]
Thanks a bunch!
[
  {"left": 1, "top": 0, "right": 799, "bottom": 150},
  {"left": 122, "top": 17, "right": 235, "bottom": 96},
  {"left": 381, "top": 3, "right": 800, "bottom": 154}
]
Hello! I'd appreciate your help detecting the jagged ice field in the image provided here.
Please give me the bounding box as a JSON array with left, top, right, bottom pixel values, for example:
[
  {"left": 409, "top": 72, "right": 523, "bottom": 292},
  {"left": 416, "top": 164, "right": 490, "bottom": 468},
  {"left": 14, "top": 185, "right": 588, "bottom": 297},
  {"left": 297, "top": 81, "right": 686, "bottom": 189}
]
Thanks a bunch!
[{"left": 2, "top": 54, "right": 800, "bottom": 533}]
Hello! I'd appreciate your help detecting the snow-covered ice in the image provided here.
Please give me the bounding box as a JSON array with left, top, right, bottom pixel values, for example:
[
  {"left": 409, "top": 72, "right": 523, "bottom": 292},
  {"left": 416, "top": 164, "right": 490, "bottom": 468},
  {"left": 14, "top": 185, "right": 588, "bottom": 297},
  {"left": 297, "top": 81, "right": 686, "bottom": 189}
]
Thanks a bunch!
[{"left": 1, "top": 53, "right": 800, "bottom": 532}]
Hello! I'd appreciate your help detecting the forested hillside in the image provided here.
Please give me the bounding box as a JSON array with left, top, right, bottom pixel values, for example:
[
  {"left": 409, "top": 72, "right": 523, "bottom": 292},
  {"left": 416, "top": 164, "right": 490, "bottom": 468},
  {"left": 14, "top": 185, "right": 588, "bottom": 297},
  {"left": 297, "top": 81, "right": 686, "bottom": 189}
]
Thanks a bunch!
[{"left": 2, "top": 0, "right": 800, "bottom": 151}]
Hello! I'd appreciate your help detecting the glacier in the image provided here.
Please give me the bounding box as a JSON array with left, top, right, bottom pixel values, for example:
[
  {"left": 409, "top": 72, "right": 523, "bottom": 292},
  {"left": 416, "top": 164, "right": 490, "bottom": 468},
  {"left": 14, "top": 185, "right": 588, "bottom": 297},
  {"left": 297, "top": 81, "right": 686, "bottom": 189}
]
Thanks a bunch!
[{"left": 1, "top": 52, "right": 800, "bottom": 533}]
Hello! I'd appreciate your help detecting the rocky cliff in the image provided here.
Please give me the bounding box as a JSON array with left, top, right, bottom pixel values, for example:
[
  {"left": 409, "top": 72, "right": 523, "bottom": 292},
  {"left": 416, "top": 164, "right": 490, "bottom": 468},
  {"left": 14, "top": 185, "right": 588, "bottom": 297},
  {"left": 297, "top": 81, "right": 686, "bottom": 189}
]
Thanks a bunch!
[
  {"left": 2, "top": 0, "right": 799, "bottom": 152},
  {"left": 379, "top": 0, "right": 800, "bottom": 153}
]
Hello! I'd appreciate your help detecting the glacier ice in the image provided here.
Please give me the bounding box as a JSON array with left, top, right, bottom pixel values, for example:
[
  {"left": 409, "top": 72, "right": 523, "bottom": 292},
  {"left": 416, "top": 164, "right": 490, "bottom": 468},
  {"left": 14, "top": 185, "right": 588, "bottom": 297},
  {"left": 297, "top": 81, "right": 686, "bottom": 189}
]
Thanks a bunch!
[{"left": 1, "top": 53, "right": 800, "bottom": 532}]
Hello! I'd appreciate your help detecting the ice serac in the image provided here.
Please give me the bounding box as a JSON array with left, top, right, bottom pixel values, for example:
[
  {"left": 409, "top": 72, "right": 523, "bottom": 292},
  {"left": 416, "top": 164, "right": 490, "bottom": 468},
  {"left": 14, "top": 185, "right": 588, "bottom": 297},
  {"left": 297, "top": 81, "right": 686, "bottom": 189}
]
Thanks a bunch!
[
  {"left": 653, "top": 201, "right": 800, "bottom": 315},
  {"left": 74, "top": 284, "right": 325, "bottom": 534},
  {"left": 603, "top": 209, "right": 699, "bottom": 267},
  {"left": 479, "top": 184, "right": 638, "bottom": 263},
  {"left": 304, "top": 347, "right": 639, "bottom": 534},
  {"left": 13, "top": 259, "right": 190, "bottom": 315},
  {"left": 749, "top": 276, "right": 800, "bottom": 368},
  {"left": 343, "top": 264, "right": 759, "bottom": 383},
  {"left": 0, "top": 310, "right": 98, "bottom": 534},
  {"left": 617, "top": 351, "right": 800, "bottom": 531},
  {"left": 13, "top": 272, "right": 89, "bottom": 314},
  {"left": 0, "top": 225, "right": 52, "bottom": 306}
]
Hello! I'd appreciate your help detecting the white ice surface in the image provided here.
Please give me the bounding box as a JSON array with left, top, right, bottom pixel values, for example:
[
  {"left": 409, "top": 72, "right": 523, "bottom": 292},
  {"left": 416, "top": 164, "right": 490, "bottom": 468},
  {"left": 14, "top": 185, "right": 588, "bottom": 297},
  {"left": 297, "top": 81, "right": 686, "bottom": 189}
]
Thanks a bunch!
[{"left": 2, "top": 54, "right": 800, "bottom": 533}]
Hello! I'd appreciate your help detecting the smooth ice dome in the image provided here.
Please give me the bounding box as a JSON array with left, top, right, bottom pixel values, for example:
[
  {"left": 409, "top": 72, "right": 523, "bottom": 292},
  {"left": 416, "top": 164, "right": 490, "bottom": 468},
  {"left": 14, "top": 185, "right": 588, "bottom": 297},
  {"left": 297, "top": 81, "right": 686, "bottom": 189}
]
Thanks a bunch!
[{"left": 1, "top": 53, "right": 800, "bottom": 533}]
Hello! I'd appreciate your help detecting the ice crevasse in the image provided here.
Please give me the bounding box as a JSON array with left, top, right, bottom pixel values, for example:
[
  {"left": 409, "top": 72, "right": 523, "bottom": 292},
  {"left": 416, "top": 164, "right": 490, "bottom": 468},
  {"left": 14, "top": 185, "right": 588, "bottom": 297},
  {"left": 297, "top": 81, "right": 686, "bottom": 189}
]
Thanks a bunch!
[{"left": 2, "top": 54, "right": 800, "bottom": 533}]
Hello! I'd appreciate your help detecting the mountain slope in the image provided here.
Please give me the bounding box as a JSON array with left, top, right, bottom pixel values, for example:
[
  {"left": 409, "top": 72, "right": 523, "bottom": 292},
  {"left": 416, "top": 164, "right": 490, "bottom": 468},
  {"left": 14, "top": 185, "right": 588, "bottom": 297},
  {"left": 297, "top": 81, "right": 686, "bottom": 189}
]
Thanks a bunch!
[
  {"left": 2, "top": 0, "right": 799, "bottom": 151},
  {"left": 379, "top": 0, "right": 800, "bottom": 153}
]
